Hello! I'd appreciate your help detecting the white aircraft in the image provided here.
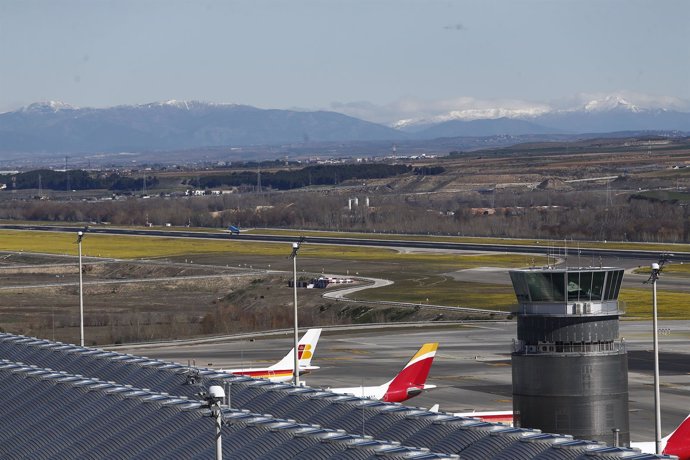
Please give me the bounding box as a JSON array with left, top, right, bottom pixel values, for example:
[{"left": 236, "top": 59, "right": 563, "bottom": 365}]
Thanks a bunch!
[
  {"left": 221, "top": 328, "right": 321, "bottom": 383},
  {"left": 631, "top": 413, "right": 690, "bottom": 459},
  {"left": 428, "top": 405, "right": 514, "bottom": 425},
  {"left": 328, "top": 343, "right": 438, "bottom": 403}
]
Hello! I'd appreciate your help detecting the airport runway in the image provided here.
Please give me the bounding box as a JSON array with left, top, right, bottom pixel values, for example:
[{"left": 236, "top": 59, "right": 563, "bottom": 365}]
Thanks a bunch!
[
  {"left": 3, "top": 224, "right": 690, "bottom": 263},
  {"left": 116, "top": 320, "right": 690, "bottom": 444}
]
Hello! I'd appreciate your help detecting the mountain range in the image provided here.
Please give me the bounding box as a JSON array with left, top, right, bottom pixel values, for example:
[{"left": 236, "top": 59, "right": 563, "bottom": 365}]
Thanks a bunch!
[{"left": 1, "top": 97, "right": 689, "bottom": 159}]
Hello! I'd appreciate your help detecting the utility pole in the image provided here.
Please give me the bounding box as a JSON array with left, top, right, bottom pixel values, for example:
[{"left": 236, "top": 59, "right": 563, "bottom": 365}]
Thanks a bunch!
[
  {"left": 288, "top": 237, "right": 305, "bottom": 386},
  {"left": 75, "top": 226, "right": 88, "bottom": 346},
  {"left": 204, "top": 386, "right": 225, "bottom": 460},
  {"left": 646, "top": 253, "right": 672, "bottom": 454}
]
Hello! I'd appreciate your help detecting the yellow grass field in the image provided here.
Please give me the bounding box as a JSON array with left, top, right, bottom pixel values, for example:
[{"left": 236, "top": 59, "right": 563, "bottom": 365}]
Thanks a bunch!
[{"left": 0, "top": 229, "right": 540, "bottom": 266}]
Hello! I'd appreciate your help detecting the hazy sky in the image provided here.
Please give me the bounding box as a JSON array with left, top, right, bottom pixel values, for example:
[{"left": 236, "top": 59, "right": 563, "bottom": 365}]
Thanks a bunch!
[{"left": 1, "top": 0, "right": 688, "bottom": 123}]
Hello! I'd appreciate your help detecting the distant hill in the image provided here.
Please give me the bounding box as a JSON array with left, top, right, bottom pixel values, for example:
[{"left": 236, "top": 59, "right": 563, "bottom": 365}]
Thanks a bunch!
[
  {"left": 535, "top": 108, "right": 690, "bottom": 133},
  {"left": 0, "top": 101, "right": 407, "bottom": 155}
]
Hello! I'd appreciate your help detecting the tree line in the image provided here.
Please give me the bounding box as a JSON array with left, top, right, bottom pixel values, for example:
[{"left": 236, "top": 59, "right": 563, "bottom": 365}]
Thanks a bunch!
[
  {"left": 2, "top": 163, "right": 410, "bottom": 193},
  {"left": 0, "top": 169, "right": 159, "bottom": 192},
  {"left": 192, "top": 163, "right": 411, "bottom": 189},
  {"left": 2, "top": 186, "right": 688, "bottom": 243}
]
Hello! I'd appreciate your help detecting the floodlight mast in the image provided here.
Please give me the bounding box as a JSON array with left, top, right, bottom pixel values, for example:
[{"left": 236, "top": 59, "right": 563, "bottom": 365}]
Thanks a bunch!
[
  {"left": 205, "top": 385, "right": 225, "bottom": 460},
  {"left": 76, "top": 227, "right": 88, "bottom": 347},
  {"left": 288, "top": 237, "right": 305, "bottom": 386},
  {"left": 646, "top": 253, "right": 671, "bottom": 454}
]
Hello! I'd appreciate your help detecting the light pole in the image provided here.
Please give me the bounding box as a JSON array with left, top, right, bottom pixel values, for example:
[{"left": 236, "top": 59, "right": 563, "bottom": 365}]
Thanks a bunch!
[
  {"left": 646, "top": 254, "right": 671, "bottom": 454},
  {"left": 205, "top": 385, "right": 225, "bottom": 460},
  {"left": 76, "top": 228, "right": 87, "bottom": 347},
  {"left": 288, "top": 237, "right": 305, "bottom": 386}
]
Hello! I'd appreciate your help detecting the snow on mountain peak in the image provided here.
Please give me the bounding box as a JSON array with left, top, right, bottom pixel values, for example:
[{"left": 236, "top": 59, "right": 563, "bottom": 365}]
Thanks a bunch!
[
  {"left": 22, "top": 101, "right": 76, "bottom": 113},
  {"left": 391, "top": 94, "right": 664, "bottom": 129},
  {"left": 139, "top": 100, "right": 245, "bottom": 111},
  {"left": 163, "top": 99, "right": 189, "bottom": 109},
  {"left": 142, "top": 100, "right": 198, "bottom": 110},
  {"left": 583, "top": 95, "right": 641, "bottom": 112},
  {"left": 392, "top": 105, "right": 551, "bottom": 129}
]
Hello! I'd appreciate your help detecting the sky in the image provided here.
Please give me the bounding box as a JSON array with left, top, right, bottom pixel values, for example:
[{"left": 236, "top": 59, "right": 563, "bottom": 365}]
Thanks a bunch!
[{"left": 1, "top": 0, "right": 689, "bottom": 124}]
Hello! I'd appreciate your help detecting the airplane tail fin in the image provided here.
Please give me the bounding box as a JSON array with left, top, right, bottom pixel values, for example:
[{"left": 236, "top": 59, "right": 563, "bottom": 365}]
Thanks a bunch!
[
  {"left": 663, "top": 413, "right": 690, "bottom": 459},
  {"left": 269, "top": 328, "right": 322, "bottom": 372},
  {"left": 381, "top": 343, "right": 438, "bottom": 403}
]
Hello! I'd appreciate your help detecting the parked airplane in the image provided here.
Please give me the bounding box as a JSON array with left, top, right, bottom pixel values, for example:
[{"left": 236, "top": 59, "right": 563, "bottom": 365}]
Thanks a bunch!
[
  {"left": 428, "top": 405, "right": 514, "bottom": 425},
  {"left": 632, "top": 413, "right": 690, "bottom": 459},
  {"left": 221, "top": 328, "right": 322, "bottom": 383},
  {"left": 328, "top": 343, "right": 438, "bottom": 403}
]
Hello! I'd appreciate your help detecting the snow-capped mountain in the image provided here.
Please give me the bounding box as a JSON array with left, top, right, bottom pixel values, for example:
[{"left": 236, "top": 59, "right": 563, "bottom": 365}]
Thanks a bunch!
[
  {"left": 21, "top": 101, "right": 77, "bottom": 113},
  {"left": 582, "top": 95, "right": 642, "bottom": 113},
  {"left": 393, "top": 106, "right": 551, "bottom": 130},
  {"left": 395, "top": 95, "right": 690, "bottom": 136},
  {"left": 0, "top": 97, "right": 688, "bottom": 158}
]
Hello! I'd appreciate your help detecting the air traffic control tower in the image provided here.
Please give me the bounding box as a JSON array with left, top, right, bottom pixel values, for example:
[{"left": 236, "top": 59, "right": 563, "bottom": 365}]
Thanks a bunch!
[{"left": 509, "top": 266, "right": 630, "bottom": 446}]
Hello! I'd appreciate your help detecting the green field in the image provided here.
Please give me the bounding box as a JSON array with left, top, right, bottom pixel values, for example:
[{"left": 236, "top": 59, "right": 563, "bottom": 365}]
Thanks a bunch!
[
  {"left": 621, "top": 288, "right": 690, "bottom": 320},
  {"left": 0, "top": 229, "right": 391, "bottom": 260}
]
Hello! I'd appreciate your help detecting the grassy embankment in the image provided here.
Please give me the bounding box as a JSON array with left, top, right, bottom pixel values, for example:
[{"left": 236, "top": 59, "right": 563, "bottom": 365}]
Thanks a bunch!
[{"left": 624, "top": 264, "right": 690, "bottom": 319}]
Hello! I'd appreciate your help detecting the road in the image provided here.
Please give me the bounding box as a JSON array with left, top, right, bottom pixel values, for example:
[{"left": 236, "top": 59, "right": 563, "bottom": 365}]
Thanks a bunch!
[{"left": 115, "top": 321, "right": 690, "bottom": 444}]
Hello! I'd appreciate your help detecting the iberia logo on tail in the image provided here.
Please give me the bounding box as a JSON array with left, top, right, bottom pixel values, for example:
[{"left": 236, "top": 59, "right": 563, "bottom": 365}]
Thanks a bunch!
[
  {"left": 298, "top": 343, "right": 313, "bottom": 360},
  {"left": 220, "top": 328, "right": 322, "bottom": 383}
]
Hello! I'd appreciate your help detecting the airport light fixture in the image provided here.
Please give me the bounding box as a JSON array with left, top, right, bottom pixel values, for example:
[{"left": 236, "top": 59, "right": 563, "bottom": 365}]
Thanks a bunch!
[
  {"left": 288, "top": 237, "right": 305, "bottom": 386},
  {"left": 646, "top": 253, "right": 672, "bottom": 454},
  {"left": 75, "top": 226, "right": 88, "bottom": 347}
]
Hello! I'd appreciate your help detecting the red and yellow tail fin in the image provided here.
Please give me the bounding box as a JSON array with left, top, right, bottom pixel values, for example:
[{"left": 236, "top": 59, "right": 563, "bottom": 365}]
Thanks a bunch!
[
  {"left": 382, "top": 343, "right": 438, "bottom": 402},
  {"left": 297, "top": 328, "right": 321, "bottom": 367}
]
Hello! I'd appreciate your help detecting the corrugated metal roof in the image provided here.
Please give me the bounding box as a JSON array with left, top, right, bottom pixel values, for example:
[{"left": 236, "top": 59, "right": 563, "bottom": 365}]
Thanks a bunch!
[
  {"left": 0, "top": 359, "right": 453, "bottom": 459},
  {"left": 0, "top": 333, "right": 675, "bottom": 459}
]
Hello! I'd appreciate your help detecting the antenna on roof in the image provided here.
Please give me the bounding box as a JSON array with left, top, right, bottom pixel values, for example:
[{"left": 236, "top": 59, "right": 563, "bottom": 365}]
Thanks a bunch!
[{"left": 185, "top": 359, "right": 202, "bottom": 386}]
